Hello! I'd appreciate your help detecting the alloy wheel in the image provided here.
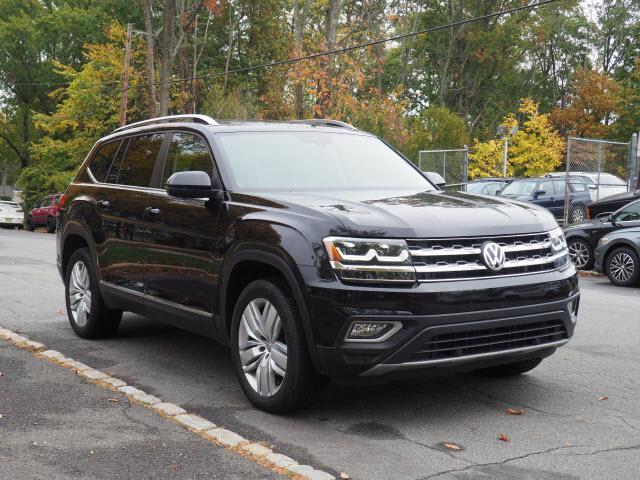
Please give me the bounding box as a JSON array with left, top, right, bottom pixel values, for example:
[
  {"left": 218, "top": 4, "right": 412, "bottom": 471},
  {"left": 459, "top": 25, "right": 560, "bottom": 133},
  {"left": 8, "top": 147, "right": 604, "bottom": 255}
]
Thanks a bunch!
[
  {"left": 68, "top": 260, "right": 92, "bottom": 328},
  {"left": 568, "top": 241, "right": 590, "bottom": 269},
  {"left": 570, "top": 207, "right": 585, "bottom": 224},
  {"left": 609, "top": 252, "right": 635, "bottom": 283},
  {"left": 238, "top": 298, "right": 287, "bottom": 397}
]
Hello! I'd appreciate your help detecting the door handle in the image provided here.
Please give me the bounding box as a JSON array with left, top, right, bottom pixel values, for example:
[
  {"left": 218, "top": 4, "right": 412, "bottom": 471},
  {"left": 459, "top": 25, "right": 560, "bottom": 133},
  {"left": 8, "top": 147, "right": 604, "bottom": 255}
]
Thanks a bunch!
[
  {"left": 97, "top": 200, "right": 110, "bottom": 208},
  {"left": 145, "top": 207, "right": 161, "bottom": 216}
]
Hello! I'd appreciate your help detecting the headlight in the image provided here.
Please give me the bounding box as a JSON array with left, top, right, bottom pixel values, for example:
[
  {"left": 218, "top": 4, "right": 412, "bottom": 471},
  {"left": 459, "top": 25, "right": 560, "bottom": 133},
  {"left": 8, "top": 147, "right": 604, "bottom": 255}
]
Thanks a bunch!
[
  {"left": 548, "top": 227, "right": 568, "bottom": 253},
  {"left": 599, "top": 237, "right": 610, "bottom": 246},
  {"left": 322, "top": 237, "right": 416, "bottom": 284}
]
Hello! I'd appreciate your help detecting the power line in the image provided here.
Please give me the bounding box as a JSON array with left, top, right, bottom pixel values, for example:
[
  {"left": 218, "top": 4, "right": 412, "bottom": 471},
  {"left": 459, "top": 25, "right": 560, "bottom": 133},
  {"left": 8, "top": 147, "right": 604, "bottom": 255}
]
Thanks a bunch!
[{"left": 11, "top": 0, "right": 560, "bottom": 90}]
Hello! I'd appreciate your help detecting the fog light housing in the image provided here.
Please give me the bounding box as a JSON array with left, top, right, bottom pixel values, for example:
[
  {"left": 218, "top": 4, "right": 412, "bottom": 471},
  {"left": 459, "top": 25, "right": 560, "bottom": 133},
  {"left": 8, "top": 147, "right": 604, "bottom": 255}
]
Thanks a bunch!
[
  {"left": 568, "top": 297, "right": 579, "bottom": 324},
  {"left": 345, "top": 321, "right": 402, "bottom": 342}
]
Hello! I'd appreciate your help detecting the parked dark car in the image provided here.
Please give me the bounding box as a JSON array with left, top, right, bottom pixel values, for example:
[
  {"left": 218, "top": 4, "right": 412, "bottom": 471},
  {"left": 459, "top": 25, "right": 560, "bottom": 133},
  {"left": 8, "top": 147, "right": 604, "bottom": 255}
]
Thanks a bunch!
[
  {"left": 56, "top": 115, "right": 578, "bottom": 413},
  {"left": 499, "top": 176, "right": 593, "bottom": 223},
  {"left": 594, "top": 227, "right": 640, "bottom": 286},
  {"left": 28, "top": 193, "right": 62, "bottom": 232},
  {"left": 587, "top": 189, "right": 640, "bottom": 220},
  {"left": 564, "top": 199, "right": 640, "bottom": 269},
  {"left": 466, "top": 178, "right": 511, "bottom": 196}
]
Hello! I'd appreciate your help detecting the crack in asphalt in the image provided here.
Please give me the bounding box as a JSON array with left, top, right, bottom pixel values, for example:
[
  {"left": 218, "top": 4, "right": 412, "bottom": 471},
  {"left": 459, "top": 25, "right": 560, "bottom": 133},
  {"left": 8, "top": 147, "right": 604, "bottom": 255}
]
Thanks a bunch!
[
  {"left": 462, "top": 385, "right": 562, "bottom": 416},
  {"left": 418, "top": 444, "right": 579, "bottom": 479},
  {"left": 562, "top": 444, "right": 640, "bottom": 456}
]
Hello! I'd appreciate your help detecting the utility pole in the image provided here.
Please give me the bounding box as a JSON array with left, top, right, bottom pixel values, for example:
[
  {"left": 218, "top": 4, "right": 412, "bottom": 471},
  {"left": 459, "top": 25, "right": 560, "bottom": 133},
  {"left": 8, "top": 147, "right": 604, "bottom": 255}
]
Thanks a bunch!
[{"left": 119, "top": 23, "right": 133, "bottom": 127}]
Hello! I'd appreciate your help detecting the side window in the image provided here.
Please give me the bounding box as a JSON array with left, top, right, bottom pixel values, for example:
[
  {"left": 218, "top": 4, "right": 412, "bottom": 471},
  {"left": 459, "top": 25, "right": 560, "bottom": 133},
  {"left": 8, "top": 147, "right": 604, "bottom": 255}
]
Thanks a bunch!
[
  {"left": 115, "top": 134, "right": 164, "bottom": 187},
  {"left": 569, "top": 181, "right": 587, "bottom": 192},
  {"left": 553, "top": 180, "right": 569, "bottom": 194},
  {"left": 162, "top": 132, "right": 214, "bottom": 186},
  {"left": 538, "top": 180, "right": 554, "bottom": 195},
  {"left": 614, "top": 202, "right": 640, "bottom": 222},
  {"left": 89, "top": 140, "right": 121, "bottom": 182}
]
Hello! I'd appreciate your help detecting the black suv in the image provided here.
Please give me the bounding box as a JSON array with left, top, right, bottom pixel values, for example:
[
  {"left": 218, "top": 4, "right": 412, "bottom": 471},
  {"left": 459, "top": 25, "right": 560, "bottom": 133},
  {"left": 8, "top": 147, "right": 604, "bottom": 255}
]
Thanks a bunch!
[{"left": 56, "top": 115, "right": 579, "bottom": 412}]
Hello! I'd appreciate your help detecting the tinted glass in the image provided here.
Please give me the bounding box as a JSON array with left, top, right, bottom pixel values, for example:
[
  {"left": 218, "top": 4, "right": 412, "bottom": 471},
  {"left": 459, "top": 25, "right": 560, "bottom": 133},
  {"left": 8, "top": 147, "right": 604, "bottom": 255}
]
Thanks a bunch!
[
  {"left": 162, "top": 133, "right": 214, "bottom": 185},
  {"left": 115, "top": 134, "right": 164, "bottom": 187},
  {"left": 538, "top": 180, "right": 555, "bottom": 195},
  {"left": 89, "top": 140, "right": 121, "bottom": 182},
  {"left": 500, "top": 180, "right": 538, "bottom": 196},
  {"left": 615, "top": 201, "right": 640, "bottom": 222},
  {"left": 484, "top": 183, "right": 505, "bottom": 195},
  {"left": 216, "top": 132, "right": 433, "bottom": 191},
  {"left": 569, "top": 181, "right": 587, "bottom": 192}
]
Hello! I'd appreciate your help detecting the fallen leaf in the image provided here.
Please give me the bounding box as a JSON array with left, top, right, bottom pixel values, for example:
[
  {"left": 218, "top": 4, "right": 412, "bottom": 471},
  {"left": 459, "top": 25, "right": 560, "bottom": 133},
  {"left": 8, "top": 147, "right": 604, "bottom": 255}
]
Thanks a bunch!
[
  {"left": 598, "top": 396, "right": 609, "bottom": 401},
  {"left": 498, "top": 433, "right": 510, "bottom": 442},
  {"left": 505, "top": 407, "right": 524, "bottom": 415},
  {"left": 107, "top": 398, "right": 120, "bottom": 403},
  {"left": 340, "top": 473, "right": 351, "bottom": 479},
  {"left": 56, "top": 308, "right": 65, "bottom": 315},
  {"left": 443, "top": 442, "right": 463, "bottom": 451},
  {"left": 0, "top": 414, "right": 3, "bottom": 419}
]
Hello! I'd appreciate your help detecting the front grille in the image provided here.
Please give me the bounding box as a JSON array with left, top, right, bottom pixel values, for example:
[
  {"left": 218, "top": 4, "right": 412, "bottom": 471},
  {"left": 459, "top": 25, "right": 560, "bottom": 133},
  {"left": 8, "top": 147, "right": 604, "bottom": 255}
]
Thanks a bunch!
[
  {"left": 409, "top": 319, "right": 568, "bottom": 362},
  {"left": 408, "top": 233, "right": 567, "bottom": 281}
]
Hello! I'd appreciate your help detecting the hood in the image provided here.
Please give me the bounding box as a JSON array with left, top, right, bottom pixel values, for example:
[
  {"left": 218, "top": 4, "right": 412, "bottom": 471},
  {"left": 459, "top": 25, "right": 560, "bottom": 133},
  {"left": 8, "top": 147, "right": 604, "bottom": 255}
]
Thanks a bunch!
[
  {"left": 257, "top": 189, "right": 557, "bottom": 238},
  {"left": 591, "top": 189, "right": 640, "bottom": 207}
]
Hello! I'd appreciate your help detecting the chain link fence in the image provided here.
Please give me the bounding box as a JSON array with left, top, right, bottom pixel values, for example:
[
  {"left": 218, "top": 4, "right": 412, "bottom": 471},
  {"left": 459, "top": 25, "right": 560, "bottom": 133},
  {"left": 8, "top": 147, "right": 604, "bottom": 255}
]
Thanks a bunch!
[
  {"left": 563, "top": 137, "right": 635, "bottom": 225},
  {"left": 418, "top": 148, "right": 468, "bottom": 191}
]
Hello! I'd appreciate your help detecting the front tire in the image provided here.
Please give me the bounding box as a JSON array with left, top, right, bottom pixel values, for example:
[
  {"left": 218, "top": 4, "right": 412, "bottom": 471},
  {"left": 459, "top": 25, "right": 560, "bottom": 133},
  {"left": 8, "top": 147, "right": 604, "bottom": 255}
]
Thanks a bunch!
[
  {"left": 568, "top": 238, "right": 593, "bottom": 270},
  {"left": 65, "top": 248, "right": 122, "bottom": 338},
  {"left": 477, "top": 357, "right": 543, "bottom": 377},
  {"left": 605, "top": 247, "right": 640, "bottom": 287},
  {"left": 230, "top": 278, "right": 321, "bottom": 413}
]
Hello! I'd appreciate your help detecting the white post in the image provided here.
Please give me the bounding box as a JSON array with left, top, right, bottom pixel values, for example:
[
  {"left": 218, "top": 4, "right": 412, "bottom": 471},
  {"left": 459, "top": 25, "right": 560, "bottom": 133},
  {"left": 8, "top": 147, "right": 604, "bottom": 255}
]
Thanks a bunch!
[{"left": 502, "top": 137, "right": 508, "bottom": 177}]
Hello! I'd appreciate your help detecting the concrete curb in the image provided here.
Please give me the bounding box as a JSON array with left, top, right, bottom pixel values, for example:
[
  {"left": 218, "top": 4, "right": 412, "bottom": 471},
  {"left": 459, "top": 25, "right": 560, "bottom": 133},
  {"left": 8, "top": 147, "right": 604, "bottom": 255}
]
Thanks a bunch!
[{"left": 0, "top": 325, "right": 336, "bottom": 480}]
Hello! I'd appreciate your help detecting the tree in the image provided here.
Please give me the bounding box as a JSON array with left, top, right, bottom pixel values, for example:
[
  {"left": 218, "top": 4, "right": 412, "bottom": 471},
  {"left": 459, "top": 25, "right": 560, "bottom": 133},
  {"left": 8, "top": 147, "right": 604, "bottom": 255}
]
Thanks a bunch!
[
  {"left": 615, "top": 58, "right": 640, "bottom": 140},
  {"left": 550, "top": 68, "right": 621, "bottom": 138},
  {"left": 17, "top": 24, "right": 147, "bottom": 209},
  {"left": 470, "top": 98, "right": 564, "bottom": 178},
  {"left": 403, "top": 106, "right": 469, "bottom": 163}
]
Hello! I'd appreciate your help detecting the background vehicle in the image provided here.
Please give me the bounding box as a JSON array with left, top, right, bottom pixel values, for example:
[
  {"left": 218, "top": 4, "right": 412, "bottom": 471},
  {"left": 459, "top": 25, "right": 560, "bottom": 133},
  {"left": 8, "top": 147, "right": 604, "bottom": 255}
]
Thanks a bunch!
[
  {"left": 499, "top": 176, "right": 593, "bottom": 223},
  {"left": 57, "top": 115, "right": 578, "bottom": 413},
  {"left": 564, "top": 199, "right": 640, "bottom": 269},
  {"left": 28, "top": 194, "right": 62, "bottom": 232},
  {"left": 595, "top": 227, "right": 640, "bottom": 286},
  {"left": 0, "top": 200, "right": 23, "bottom": 229},
  {"left": 466, "top": 178, "right": 511, "bottom": 196},
  {"left": 544, "top": 171, "right": 627, "bottom": 200},
  {"left": 587, "top": 189, "right": 640, "bottom": 220}
]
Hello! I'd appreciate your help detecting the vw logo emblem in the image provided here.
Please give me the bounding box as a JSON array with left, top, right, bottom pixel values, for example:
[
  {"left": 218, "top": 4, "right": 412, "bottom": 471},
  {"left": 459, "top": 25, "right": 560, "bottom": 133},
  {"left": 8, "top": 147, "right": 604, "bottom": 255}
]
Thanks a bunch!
[{"left": 482, "top": 241, "right": 506, "bottom": 271}]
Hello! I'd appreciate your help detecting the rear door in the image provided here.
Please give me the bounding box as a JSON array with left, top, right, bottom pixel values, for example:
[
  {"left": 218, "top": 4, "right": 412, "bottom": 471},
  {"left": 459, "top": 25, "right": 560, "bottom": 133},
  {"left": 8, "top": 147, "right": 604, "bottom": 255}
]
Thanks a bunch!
[
  {"left": 143, "top": 131, "right": 222, "bottom": 331},
  {"left": 96, "top": 133, "right": 166, "bottom": 293}
]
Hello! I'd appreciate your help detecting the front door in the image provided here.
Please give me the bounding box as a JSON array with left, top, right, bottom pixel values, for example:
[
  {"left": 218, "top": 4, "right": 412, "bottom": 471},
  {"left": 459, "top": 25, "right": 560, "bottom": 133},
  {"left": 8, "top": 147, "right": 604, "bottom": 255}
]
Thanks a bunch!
[
  {"left": 143, "top": 131, "right": 222, "bottom": 329},
  {"left": 533, "top": 179, "right": 558, "bottom": 217}
]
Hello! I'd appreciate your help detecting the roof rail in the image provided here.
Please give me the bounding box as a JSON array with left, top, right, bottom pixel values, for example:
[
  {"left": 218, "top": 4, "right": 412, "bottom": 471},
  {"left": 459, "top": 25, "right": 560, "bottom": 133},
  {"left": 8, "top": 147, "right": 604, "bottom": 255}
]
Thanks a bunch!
[
  {"left": 113, "top": 114, "right": 219, "bottom": 133},
  {"left": 291, "top": 119, "right": 357, "bottom": 130}
]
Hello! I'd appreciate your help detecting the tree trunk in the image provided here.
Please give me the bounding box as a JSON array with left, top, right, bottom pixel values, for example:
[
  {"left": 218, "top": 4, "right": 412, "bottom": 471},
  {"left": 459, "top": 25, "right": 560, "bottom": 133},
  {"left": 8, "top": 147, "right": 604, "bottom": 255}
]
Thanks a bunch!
[
  {"left": 159, "top": 0, "right": 177, "bottom": 116},
  {"left": 293, "top": 0, "right": 306, "bottom": 119},
  {"left": 315, "top": 0, "right": 340, "bottom": 118},
  {"left": 143, "top": 0, "right": 157, "bottom": 117}
]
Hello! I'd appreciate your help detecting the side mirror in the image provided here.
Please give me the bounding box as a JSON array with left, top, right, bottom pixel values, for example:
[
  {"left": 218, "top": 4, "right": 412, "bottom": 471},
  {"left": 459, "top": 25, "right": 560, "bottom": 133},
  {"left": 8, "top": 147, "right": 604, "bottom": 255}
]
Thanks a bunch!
[
  {"left": 166, "top": 171, "right": 217, "bottom": 199},
  {"left": 533, "top": 190, "right": 546, "bottom": 198},
  {"left": 588, "top": 184, "right": 598, "bottom": 190},
  {"left": 424, "top": 171, "right": 446, "bottom": 189}
]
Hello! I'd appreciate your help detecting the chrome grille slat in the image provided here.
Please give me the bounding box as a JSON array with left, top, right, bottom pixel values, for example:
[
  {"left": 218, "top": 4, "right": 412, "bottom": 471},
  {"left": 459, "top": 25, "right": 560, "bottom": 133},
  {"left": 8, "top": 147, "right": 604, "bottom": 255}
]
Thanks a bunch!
[{"left": 408, "top": 232, "right": 566, "bottom": 281}]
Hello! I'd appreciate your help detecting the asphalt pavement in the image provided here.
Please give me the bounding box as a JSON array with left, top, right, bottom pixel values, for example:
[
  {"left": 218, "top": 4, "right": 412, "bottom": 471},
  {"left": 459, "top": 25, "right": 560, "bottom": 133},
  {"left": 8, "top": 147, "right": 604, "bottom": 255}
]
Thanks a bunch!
[{"left": 2, "top": 228, "right": 640, "bottom": 480}]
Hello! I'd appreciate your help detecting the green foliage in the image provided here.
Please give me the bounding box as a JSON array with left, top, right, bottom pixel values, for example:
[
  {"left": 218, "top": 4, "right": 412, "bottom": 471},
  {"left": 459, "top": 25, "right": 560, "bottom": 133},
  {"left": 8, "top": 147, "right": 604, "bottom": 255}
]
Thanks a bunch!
[{"left": 403, "top": 106, "right": 469, "bottom": 163}]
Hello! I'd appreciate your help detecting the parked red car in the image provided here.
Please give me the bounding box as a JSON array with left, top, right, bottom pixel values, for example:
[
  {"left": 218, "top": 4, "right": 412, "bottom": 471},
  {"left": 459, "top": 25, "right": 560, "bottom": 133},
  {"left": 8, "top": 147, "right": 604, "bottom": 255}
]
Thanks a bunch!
[{"left": 28, "top": 194, "right": 62, "bottom": 233}]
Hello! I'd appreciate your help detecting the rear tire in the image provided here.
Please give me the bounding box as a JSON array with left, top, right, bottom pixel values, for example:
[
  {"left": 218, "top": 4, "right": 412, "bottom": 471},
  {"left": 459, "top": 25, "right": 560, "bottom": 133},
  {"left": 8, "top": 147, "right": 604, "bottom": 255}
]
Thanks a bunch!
[
  {"left": 230, "top": 278, "right": 322, "bottom": 413},
  {"left": 46, "top": 216, "right": 56, "bottom": 233},
  {"left": 64, "top": 248, "right": 122, "bottom": 338},
  {"left": 568, "top": 238, "right": 593, "bottom": 270},
  {"left": 27, "top": 217, "right": 35, "bottom": 231},
  {"left": 477, "top": 357, "right": 543, "bottom": 377},
  {"left": 605, "top": 247, "right": 640, "bottom": 287},
  {"left": 569, "top": 204, "right": 587, "bottom": 224}
]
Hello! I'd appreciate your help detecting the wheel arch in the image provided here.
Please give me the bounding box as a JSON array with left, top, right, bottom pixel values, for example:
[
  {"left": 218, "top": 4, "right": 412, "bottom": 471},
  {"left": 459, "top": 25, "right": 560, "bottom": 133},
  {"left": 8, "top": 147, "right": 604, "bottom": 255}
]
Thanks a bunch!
[
  {"left": 602, "top": 240, "right": 640, "bottom": 273},
  {"left": 218, "top": 249, "right": 319, "bottom": 368},
  {"left": 60, "top": 224, "right": 98, "bottom": 279}
]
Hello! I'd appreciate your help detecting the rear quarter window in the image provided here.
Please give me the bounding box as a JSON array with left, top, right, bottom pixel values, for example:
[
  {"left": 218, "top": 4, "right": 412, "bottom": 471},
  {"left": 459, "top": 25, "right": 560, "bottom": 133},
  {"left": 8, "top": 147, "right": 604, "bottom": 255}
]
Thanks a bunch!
[{"left": 88, "top": 140, "right": 122, "bottom": 182}]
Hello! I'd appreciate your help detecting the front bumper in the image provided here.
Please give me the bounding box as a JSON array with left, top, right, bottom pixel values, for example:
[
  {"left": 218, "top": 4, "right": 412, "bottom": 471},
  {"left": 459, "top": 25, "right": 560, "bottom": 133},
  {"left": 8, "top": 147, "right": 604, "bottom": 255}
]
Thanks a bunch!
[{"left": 300, "top": 264, "right": 579, "bottom": 378}]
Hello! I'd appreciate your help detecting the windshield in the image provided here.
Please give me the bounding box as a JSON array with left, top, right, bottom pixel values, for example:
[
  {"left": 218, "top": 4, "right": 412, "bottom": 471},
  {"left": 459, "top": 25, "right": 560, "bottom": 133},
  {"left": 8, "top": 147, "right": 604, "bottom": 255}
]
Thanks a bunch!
[
  {"left": 216, "top": 131, "right": 434, "bottom": 191},
  {"left": 500, "top": 180, "right": 538, "bottom": 196}
]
